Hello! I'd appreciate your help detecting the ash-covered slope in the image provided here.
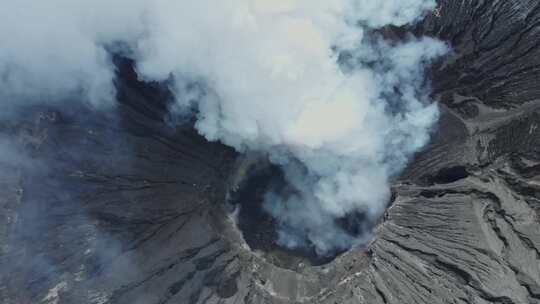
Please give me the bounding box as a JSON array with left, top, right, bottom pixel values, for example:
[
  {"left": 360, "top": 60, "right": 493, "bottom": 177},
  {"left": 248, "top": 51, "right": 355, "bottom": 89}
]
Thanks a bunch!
[{"left": 2, "top": 1, "right": 540, "bottom": 304}]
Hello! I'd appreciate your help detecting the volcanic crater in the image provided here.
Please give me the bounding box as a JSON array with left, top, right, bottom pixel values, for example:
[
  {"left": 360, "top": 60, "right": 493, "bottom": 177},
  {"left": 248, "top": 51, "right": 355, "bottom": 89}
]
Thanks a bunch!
[{"left": 3, "top": 1, "right": 540, "bottom": 304}]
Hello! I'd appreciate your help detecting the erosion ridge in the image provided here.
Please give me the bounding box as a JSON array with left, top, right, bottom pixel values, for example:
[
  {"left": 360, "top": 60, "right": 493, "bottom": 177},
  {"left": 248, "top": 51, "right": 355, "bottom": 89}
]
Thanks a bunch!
[{"left": 2, "top": 1, "right": 540, "bottom": 303}]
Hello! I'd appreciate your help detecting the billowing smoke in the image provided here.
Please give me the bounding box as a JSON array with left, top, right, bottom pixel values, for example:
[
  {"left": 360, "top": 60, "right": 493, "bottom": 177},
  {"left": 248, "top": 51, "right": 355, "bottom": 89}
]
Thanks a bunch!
[{"left": 0, "top": 0, "right": 447, "bottom": 254}]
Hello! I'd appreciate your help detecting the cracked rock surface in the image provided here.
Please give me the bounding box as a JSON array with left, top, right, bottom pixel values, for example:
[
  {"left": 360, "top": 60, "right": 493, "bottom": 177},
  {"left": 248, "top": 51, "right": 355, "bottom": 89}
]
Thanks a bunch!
[{"left": 2, "top": 1, "right": 540, "bottom": 303}]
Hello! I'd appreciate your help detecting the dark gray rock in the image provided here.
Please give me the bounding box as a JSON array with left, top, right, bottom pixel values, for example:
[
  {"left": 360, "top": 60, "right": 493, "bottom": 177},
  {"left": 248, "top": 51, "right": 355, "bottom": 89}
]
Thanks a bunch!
[{"left": 2, "top": 1, "right": 540, "bottom": 303}]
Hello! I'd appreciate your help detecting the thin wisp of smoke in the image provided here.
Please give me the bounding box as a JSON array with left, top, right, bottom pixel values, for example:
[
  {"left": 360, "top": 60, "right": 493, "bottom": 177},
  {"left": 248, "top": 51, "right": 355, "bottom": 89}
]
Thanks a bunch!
[{"left": 0, "top": 0, "right": 447, "bottom": 255}]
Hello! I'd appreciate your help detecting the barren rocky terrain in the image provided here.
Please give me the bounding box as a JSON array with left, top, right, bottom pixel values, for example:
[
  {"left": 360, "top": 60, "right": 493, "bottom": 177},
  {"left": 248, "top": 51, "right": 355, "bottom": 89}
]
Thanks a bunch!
[{"left": 2, "top": 1, "right": 540, "bottom": 303}]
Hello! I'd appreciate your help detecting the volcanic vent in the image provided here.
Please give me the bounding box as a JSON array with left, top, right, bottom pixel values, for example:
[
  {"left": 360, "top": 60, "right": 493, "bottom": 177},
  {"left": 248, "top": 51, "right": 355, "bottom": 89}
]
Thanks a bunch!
[{"left": 225, "top": 155, "right": 377, "bottom": 269}]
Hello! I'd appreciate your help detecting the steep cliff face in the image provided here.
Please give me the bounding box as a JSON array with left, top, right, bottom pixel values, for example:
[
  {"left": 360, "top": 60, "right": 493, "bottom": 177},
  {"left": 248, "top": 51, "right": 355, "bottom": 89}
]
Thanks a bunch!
[{"left": 2, "top": 1, "right": 540, "bottom": 304}]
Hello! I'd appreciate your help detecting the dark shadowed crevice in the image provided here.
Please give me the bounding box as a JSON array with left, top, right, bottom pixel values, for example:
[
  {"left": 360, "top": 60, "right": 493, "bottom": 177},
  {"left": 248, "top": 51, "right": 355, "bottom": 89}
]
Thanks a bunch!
[{"left": 422, "top": 166, "right": 469, "bottom": 185}]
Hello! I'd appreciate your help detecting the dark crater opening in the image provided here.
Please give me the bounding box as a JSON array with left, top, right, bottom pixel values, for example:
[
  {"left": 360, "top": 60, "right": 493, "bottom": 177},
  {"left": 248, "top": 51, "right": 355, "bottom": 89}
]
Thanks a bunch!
[
  {"left": 422, "top": 166, "right": 469, "bottom": 185},
  {"left": 228, "top": 163, "right": 369, "bottom": 269}
]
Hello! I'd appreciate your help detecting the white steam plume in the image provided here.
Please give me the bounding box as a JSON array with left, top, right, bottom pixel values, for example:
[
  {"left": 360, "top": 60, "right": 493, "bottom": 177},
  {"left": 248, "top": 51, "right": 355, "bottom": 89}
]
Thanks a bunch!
[{"left": 0, "top": 0, "right": 447, "bottom": 254}]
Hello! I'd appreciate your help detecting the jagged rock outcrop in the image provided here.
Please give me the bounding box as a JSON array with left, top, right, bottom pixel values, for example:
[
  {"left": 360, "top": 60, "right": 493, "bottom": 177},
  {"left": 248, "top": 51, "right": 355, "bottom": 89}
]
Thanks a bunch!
[{"left": 2, "top": 1, "right": 540, "bottom": 303}]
